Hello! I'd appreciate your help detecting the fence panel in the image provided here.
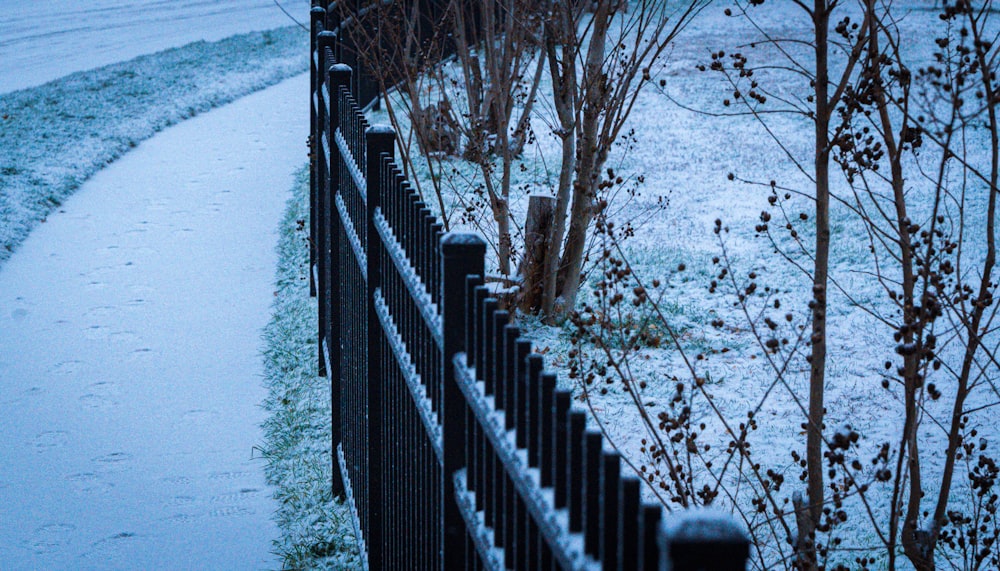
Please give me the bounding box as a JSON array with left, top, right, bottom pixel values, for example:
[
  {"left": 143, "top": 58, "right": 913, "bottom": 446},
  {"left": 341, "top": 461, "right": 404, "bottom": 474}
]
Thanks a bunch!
[{"left": 309, "top": 4, "right": 752, "bottom": 569}]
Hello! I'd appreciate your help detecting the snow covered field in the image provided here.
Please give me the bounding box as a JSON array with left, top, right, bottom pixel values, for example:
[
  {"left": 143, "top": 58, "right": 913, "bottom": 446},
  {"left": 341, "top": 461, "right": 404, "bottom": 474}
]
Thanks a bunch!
[
  {"left": 0, "top": 0, "right": 308, "bottom": 94},
  {"left": 369, "top": 2, "right": 999, "bottom": 567}
]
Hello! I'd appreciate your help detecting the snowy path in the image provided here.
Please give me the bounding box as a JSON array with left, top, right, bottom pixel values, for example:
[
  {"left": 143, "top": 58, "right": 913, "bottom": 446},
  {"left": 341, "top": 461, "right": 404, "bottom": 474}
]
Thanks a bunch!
[{"left": 0, "top": 73, "right": 307, "bottom": 569}]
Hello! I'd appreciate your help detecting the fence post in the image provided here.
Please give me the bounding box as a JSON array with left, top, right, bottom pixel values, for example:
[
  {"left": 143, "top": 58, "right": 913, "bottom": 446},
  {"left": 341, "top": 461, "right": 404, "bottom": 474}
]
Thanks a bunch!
[
  {"left": 326, "top": 62, "right": 351, "bottom": 498},
  {"left": 309, "top": 6, "right": 325, "bottom": 299},
  {"left": 366, "top": 125, "right": 395, "bottom": 571},
  {"left": 601, "top": 452, "right": 622, "bottom": 569},
  {"left": 659, "top": 508, "right": 751, "bottom": 570},
  {"left": 315, "top": 30, "right": 336, "bottom": 379},
  {"left": 441, "top": 232, "right": 486, "bottom": 570}
]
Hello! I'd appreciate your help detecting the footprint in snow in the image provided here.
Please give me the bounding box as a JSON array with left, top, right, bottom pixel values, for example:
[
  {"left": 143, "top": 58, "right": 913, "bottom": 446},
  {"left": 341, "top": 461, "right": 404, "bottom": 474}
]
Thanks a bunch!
[
  {"left": 50, "top": 360, "right": 85, "bottom": 375},
  {"left": 82, "top": 324, "right": 110, "bottom": 340},
  {"left": 1, "top": 385, "right": 44, "bottom": 406},
  {"left": 83, "top": 305, "right": 119, "bottom": 319},
  {"left": 122, "top": 246, "right": 156, "bottom": 258},
  {"left": 209, "top": 488, "right": 260, "bottom": 504},
  {"left": 31, "top": 430, "right": 69, "bottom": 451},
  {"left": 91, "top": 452, "right": 133, "bottom": 471},
  {"left": 127, "top": 348, "right": 154, "bottom": 362},
  {"left": 107, "top": 330, "right": 139, "bottom": 346},
  {"left": 146, "top": 199, "right": 170, "bottom": 211},
  {"left": 161, "top": 512, "right": 201, "bottom": 524},
  {"left": 25, "top": 523, "right": 75, "bottom": 554},
  {"left": 208, "top": 505, "right": 254, "bottom": 518},
  {"left": 176, "top": 409, "right": 219, "bottom": 428},
  {"left": 163, "top": 495, "right": 196, "bottom": 507},
  {"left": 208, "top": 470, "right": 254, "bottom": 481},
  {"left": 79, "top": 381, "right": 118, "bottom": 410}
]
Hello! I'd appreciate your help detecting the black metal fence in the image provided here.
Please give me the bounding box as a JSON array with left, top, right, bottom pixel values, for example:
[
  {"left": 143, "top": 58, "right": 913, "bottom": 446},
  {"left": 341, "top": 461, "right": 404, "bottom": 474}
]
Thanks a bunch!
[{"left": 310, "top": 3, "right": 751, "bottom": 569}]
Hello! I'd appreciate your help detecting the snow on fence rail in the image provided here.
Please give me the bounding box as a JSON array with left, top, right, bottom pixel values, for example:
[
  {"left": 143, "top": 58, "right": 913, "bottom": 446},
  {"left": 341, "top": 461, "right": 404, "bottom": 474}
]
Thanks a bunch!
[{"left": 309, "top": 3, "right": 752, "bottom": 569}]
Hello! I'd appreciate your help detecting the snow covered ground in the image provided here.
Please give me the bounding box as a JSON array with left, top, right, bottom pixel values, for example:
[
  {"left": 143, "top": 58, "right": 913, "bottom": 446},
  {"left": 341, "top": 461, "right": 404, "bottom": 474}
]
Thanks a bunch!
[
  {"left": 0, "top": 0, "right": 308, "bottom": 95},
  {"left": 370, "top": 2, "right": 999, "bottom": 567},
  {"left": 0, "top": 72, "right": 307, "bottom": 568}
]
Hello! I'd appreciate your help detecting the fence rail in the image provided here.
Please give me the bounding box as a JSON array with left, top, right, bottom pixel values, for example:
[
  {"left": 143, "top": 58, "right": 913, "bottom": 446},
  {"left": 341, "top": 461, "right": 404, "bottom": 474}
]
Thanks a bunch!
[{"left": 309, "top": 2, "right": 751, "bottom": 569}]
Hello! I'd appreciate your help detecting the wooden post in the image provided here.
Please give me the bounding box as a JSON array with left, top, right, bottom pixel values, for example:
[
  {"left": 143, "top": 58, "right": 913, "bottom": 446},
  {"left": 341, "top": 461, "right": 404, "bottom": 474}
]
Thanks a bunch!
[
  {"left": 441, "top": 232, "right": 486, "bottom": 570},
  {"left": 585, "top": 430, "right": 603, "bottom": 557},
  {"left": 518, "top": 195, "right": 555, "bottom": 313},
  {"left": 641, "top": 503, "right": 661, "bottom": 571},
  {"left": 620, "top": 477, "right": 641, "bottom": 569},
  {"left": 366, "top": 125, "right": 395, "bottom": 571},
  {"left": 568, "top": 410, "right": 586, "bottom": 532}
]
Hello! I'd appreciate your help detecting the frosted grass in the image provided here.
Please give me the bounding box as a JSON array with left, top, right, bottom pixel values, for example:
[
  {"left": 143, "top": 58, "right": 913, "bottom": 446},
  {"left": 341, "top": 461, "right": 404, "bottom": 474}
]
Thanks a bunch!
[{"left": 261, "top": 166, "right": 362, "bottom": 570}]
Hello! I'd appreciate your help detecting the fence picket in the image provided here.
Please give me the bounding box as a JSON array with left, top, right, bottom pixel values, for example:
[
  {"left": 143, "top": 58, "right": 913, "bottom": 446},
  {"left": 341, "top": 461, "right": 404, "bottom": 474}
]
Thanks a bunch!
[
  {"left": 442, "top": 233, "right": 485, "bottom": 570},
  {"left": 309, "top": 6, "right": 325, "bottom": 299},
  {"left": 326, "top": 61, "right": 351, "bottom": 497},
  {"left": 621, "top": 477, "right": 641, "bottom": 570},
  {"left": 601, "top": 452, "right": 621, "bottom": 570}
]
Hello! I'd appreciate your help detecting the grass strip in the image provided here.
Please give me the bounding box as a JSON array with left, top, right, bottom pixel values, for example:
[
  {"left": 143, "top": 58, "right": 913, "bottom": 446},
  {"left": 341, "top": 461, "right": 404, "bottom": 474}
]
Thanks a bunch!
[{"left": 261, "top": 165, "right": 362, "bottom": 570}]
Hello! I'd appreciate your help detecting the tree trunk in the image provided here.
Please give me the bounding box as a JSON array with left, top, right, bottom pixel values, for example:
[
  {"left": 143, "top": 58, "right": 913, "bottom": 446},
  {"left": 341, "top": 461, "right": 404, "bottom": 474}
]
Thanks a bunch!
[
  {"left": 540, "top": 4, "right": 578, "bottom": 320},
  {"left": 931, "top": 12, "right": 1000, "bottom": 561},
  {"left": 511, "top": 53, "right": 547, "bottom": 157},
  {"left": 798, "top": 3, "right": 831, "bottom": 568},
  {"left": 551, "top": 0, "right": 611, "bottom": 320},
  {"left": 483, "top": 175, "right": 512, "bottom": 277}
]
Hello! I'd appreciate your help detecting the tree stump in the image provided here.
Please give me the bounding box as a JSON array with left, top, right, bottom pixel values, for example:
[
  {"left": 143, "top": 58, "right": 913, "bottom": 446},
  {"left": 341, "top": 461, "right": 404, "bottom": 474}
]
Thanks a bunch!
[{"left": 517, "top": 195, "right": 555, "bottom": 313}]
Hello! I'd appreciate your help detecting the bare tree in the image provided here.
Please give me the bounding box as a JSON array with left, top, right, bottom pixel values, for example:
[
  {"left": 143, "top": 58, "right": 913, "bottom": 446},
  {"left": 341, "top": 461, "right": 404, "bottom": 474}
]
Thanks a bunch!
[
  {"left": 539, "top": 0, "right": 711, "bottom": 322},
  {"left": 833, "top": 1, "right": 1000, "bottom": 567},
  {"left": 703, "top": 2, "right": 871, "bottom": 566},
  {"left": 339, "top": 0, "right": 546, "bottom": 279},
  {"left": 445, "top": 0, "right": 545, "bottom": 278},
  {"left": 334, "top": 0, "right": 456, "bottom": 227}
]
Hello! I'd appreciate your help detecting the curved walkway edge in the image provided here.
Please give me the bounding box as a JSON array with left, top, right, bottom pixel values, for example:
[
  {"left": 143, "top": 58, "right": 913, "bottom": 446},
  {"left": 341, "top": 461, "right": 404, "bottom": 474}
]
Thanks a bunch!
[{"left": 0, "top": 73, "right": 308, "bottom": 569}]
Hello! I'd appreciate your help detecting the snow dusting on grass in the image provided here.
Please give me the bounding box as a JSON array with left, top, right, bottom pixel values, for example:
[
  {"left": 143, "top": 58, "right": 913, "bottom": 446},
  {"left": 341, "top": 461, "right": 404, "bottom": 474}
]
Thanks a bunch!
[
  {"left": 261, "top": 166, "right": 361, "bottom": 570},
  {"left": 0, "top": 26, "right": 308, "bottom": 269}
]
